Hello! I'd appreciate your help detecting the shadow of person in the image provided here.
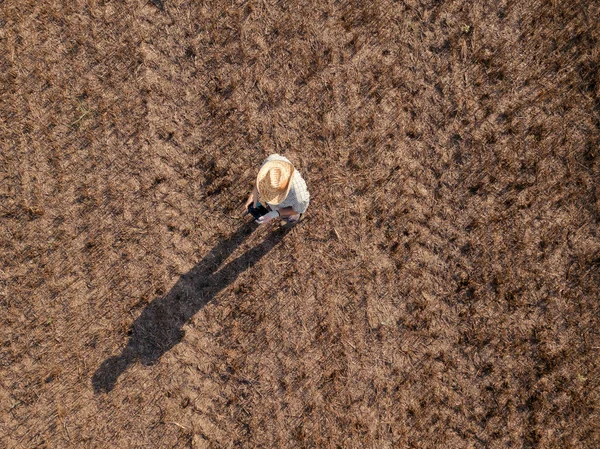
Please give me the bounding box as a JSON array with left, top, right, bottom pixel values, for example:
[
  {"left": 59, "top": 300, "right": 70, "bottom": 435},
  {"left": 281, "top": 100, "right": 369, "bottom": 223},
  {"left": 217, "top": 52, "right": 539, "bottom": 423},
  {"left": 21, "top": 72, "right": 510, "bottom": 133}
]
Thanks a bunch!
[{"left": 92, "top": 221, "right": 289, "bottom": 393}]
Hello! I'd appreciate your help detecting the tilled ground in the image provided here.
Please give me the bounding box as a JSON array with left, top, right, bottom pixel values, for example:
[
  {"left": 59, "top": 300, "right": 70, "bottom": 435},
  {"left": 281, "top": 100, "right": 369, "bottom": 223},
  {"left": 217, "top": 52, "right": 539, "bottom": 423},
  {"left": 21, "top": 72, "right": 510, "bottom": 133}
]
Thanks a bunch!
[{"left": 1, "top": 0, "right": 599, "bottom": 447}]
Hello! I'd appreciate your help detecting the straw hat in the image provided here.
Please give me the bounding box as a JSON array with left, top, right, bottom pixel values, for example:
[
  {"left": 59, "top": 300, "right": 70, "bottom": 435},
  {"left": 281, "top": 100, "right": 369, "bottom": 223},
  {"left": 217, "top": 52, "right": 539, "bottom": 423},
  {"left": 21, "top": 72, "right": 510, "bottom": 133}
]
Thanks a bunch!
[{"left": 256, "top": 159, "right": 294, "bottom": 205}]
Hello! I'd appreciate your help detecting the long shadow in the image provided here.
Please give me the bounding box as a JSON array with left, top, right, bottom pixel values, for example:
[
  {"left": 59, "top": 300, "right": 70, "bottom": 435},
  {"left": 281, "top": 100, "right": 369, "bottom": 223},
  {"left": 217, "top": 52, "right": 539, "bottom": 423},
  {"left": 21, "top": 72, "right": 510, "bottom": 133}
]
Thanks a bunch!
[{"left": 92, "top": 221, "right": 289, "bottom": 393}]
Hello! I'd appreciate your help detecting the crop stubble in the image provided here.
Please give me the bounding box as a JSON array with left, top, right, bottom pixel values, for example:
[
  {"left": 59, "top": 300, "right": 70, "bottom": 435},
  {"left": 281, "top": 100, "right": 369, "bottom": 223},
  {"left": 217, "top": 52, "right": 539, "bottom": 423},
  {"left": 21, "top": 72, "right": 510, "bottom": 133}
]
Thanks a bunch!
[{"left": 1, "top": 0, "right": 599, "bottom": 448}]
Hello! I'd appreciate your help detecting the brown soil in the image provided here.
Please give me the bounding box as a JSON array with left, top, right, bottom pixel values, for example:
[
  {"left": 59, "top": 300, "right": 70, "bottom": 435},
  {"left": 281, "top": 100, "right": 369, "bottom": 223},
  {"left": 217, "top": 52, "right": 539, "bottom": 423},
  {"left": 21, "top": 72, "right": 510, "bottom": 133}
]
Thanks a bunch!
[{"left": 1, "top": 0, "right": 599, "bottom": 447}]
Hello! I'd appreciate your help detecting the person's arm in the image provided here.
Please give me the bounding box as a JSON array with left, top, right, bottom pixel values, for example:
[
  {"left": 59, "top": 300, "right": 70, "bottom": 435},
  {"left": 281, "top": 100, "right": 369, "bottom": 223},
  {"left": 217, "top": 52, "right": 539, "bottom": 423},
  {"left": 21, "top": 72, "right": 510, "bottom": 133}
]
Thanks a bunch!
[
  {"left": 256, "top": 207, "right": 297, "bottom": 224},
  {"left": 276, "top": 207, "right": 297, "bottom": 218},
  {"left": 244, "top": 186, "right": 259, "bottom": 210}
]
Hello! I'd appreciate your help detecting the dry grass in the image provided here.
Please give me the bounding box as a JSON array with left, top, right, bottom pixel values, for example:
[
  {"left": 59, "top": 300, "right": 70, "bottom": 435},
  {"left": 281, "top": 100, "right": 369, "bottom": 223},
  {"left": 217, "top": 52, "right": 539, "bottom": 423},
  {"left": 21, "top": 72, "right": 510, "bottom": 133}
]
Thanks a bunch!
[{"left": 1, "top": 0, "right": 599, "bottom": 447}]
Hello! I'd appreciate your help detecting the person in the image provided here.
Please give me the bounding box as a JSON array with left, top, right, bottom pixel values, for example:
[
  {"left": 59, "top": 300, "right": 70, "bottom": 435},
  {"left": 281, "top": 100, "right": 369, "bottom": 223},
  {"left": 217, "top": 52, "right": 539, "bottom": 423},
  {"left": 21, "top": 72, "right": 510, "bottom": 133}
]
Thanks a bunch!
[{"left": 244, "top": 154, "right": 309, "bottom": 227}]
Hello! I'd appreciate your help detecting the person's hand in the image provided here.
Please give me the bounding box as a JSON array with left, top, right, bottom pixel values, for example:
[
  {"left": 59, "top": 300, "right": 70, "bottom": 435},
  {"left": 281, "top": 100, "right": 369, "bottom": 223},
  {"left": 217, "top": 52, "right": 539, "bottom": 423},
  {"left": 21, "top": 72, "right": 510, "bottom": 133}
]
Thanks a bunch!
[
  {"left": 244, "top": 196, "right": 253, "bottom": 212},
  {"left": 243, "top": 196, "right": 257, "bottom": 213},
  {"left": 255, "top": 210, "right": 279, "bottom": 224},
  {"left": 243, "top": 187, "right": 259, "bottom": 213}
]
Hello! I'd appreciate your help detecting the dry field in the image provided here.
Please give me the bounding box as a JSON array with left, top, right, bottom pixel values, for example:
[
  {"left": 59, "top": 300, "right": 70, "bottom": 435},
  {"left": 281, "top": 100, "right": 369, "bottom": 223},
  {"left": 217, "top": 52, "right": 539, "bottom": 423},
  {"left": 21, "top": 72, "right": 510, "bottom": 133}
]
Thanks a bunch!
[{"left": 1, "top": 0, "right": 599, "bottom": 447}]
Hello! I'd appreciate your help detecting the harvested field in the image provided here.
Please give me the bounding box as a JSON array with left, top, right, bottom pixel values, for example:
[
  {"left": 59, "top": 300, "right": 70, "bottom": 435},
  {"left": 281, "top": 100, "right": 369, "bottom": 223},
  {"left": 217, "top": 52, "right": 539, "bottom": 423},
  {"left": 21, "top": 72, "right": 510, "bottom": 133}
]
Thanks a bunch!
[{"left": 1, "top": 0, "right": 599, "bottom": 447}]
